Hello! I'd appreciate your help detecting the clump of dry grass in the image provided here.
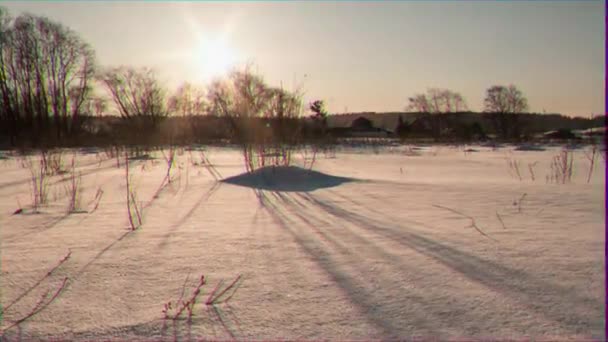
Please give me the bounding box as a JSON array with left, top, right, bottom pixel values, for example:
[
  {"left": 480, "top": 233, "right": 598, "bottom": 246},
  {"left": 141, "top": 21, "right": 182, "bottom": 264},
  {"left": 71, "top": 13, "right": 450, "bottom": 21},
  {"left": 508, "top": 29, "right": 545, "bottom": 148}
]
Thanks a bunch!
[
  {"left": 20, "top": 155, "right": 49, "bottom": 212},
  {"left": 547, "top": 148, "right": 574, "bottom": 184},
  {"left": 162, "top": 274, "right": 243, "bottom": 340},
  {"left": 584, "top": 144, "right": 598, "bottom": 183},
  {"left": 64, "top": 156, "right": 83, "bottom": 213},
  {"left": 506, "top": 157, "right": 523, "bottom": 181},
  {"left": 40, "top": 150, "right": 66, "bottom": 176}
]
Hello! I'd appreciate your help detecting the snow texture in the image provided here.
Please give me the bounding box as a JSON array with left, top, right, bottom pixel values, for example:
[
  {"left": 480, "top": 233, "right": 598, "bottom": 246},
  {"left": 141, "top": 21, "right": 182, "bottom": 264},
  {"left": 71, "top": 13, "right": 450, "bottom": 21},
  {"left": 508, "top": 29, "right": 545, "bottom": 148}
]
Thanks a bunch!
[{"left": 0, "top": 144, "right": 604, "bottom": 340}]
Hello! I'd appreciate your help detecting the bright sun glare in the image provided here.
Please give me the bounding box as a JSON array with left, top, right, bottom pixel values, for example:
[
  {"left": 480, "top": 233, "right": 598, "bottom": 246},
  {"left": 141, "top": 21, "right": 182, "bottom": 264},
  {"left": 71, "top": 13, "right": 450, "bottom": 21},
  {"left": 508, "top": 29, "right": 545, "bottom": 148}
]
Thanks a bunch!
[{"left": 196, "top": 37, "right": 237, "bottom": 79}]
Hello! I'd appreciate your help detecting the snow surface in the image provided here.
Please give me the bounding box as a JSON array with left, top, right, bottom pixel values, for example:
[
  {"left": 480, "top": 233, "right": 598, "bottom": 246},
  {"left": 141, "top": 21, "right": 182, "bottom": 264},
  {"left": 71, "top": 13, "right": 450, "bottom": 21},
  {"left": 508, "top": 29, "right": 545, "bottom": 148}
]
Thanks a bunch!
[{"left": 0, "top": 144, "right": 605, "bottom": 340}]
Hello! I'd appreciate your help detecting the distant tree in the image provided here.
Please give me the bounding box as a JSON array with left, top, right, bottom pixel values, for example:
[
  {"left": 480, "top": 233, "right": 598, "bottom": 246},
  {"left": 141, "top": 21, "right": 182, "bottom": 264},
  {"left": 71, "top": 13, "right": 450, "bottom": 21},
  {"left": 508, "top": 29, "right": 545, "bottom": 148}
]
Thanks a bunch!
[
  {"left": 168, "top": 82, "right": 206, "bottom": 116},
  {"left": 395, "top": 115, "right": 410, "bottom": 139},
  {"left": 310, "top": 100, "right": 327, "bottom": 118},
  {"left": 407, "top": 88, "right": 468, "bottom": 114},
  {"left": 483, "top": 84, "right": 528, "bottom": 140},
  {"left": 483, "top": 85, "right": 528, "bottom": 113},
  {"left": 99, "top": 66, "right": 168, "bottom": 120},
  {"left": 82, "top": 95, "right": 107, "bottom": 116},
  {"left": 406, "top": 88, "right": 468, "bottom": 140},
  {"left": 206, "top": 66, "right": 303, "bottom": 171},
  {"left": 309, "top": 99, "right": 328, "bottom": 135},
  {"left": 99, "top": 66, "right": 168, "bottom": 145}
]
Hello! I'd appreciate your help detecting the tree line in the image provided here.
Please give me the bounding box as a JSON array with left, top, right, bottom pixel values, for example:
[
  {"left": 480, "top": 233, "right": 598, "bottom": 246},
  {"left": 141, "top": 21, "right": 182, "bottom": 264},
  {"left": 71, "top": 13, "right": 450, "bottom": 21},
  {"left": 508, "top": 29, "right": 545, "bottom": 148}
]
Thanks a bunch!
[{"left": 0, "top": 7, "right": 572, "bottom": 149}]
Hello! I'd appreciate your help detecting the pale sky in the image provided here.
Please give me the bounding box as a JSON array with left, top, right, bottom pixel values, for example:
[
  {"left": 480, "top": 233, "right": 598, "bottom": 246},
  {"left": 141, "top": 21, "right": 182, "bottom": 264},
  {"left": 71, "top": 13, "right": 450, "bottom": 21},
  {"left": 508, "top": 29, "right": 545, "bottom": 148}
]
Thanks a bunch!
[{"left": 2, "top": 1, "right": 604, "bottom": 117}]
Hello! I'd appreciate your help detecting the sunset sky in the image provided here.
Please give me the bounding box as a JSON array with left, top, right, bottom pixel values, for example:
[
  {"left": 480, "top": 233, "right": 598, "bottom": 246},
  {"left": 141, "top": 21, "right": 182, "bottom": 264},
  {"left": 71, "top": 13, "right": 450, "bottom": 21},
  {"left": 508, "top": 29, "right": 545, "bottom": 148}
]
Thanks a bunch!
[{"left": 2, "top": 1, "right": 604, "bottom": 117}]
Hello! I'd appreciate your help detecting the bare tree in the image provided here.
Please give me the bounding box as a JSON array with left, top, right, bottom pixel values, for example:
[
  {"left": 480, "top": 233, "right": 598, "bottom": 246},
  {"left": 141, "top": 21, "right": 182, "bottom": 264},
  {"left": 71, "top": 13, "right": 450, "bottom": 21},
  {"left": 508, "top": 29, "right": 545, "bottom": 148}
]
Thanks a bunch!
[
  {"left": 406, "top": 88, "right": 468, "bottom": 139},
  {"left": 484, "top": 85, "right": 528, "bottom": 113},
  {"left": 483, "top": 85, "right": 528, "bottom": 140},
  {"left": 407, "top": 88, "right": 468, "bottom": 113},
  {"left": 310, "top": 100, "right": 328, "bottom": 134},
  {"left": 206, "top": 66, "right": 303, "bottom": 171},
  {"left": 168, "top": 82, "right": 206, "bottom": 116},
  {"left": 99, "top": 66, "right": 168, "bottom": 120},
  {"left": 0, "top": 7, "right": 95, "bottom": 145}
]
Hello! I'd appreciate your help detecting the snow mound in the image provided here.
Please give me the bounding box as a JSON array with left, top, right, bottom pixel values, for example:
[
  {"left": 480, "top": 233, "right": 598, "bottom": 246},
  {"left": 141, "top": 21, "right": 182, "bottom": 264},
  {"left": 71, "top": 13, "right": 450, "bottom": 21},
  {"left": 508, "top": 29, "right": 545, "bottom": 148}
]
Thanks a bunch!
[{"left": 222, "top": 166, "right": 354, "bottom": 192}]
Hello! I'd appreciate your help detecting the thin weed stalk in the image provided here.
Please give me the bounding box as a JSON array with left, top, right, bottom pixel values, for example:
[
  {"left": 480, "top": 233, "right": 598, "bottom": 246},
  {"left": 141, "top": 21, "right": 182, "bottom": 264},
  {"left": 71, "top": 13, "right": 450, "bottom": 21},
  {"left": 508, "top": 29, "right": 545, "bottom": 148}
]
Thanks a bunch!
[
  {"left": 65, "top": 156, "right": 83, "bottom": 213},
  {"left": 1, "top": 277, "right": 69, "bottom": 335},
  {"left": 3, "top": 250, "right": 71, "bottom": 313},
  {"left": 88, "top": 187, "right": 104, "bottom": 213},
  {"left": 496, "top": 212, "right": 507, "bottom": 229},
  {"left": 527, "top": 162, "right": 538, "bottom": 181},
  {"left": 432, "top": 204, "right": 496, "bottom": 241}
]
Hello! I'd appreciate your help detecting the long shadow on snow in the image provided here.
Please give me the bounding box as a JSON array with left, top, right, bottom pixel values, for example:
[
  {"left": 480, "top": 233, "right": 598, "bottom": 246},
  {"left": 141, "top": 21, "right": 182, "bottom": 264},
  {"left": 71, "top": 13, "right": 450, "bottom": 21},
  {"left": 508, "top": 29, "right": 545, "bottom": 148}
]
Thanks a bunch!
[
  {"left": 271, "top": 191, "right": 488, "bottom": 334},
  {"left": 261, "top": 190, "right": 440, "bottom": 339},
  {"left": 300, "top": 192, "right": 603, "bottom": 336},
  {"left": 157, "top": 181, "right": 222, "bottom": 249},
  {"left": 73, "top": 230, "right": 132, "bottom": 279}
]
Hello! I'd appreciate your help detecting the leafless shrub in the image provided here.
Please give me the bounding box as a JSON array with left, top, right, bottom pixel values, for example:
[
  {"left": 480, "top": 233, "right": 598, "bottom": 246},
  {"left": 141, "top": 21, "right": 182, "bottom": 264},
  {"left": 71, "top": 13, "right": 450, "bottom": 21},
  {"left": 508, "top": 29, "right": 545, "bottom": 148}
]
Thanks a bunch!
[
  {"left": 162, "top": 274, "right": 206, "bottom": 325},
  {"left": 161, "top": 273, "right": 242, "bottom": 340},
  {"left": 207, "top": 66, "right": 303, "bottom": 173},
  {"left": 40, "top": 150, "right": 66, "bottom": 176}
]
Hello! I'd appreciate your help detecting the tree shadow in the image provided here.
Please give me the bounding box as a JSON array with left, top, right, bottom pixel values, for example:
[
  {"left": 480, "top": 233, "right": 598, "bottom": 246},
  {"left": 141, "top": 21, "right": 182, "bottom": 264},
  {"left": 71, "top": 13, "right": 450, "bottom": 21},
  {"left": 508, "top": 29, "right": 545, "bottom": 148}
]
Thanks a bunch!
[
  {"left": 157, "top": 182, "right": 222, "bottom": 249},
  {"left": 301, "top": 192, "right": 603, "bottom": 337},
  {"left": 259, "top": 190, "right": 442, "bottom": 339}
]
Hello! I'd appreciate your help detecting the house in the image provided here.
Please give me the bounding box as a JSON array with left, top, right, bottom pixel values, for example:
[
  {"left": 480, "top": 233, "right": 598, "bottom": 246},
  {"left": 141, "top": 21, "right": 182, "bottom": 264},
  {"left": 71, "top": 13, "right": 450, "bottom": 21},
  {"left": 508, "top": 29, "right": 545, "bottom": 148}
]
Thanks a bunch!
[
  {"left": 351, "top": 117, "right": 374, "bottom": 131},
  {"left": 328, "top": 116, "right": 392, "bottom": 138}
]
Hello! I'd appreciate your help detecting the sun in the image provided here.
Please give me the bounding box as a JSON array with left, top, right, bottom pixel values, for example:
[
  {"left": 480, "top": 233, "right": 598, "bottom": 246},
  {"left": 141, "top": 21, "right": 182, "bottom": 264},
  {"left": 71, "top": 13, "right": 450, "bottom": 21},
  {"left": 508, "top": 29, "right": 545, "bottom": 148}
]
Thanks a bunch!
[{"left": 196, "top": 37, "right": 237, "bottom": 79}]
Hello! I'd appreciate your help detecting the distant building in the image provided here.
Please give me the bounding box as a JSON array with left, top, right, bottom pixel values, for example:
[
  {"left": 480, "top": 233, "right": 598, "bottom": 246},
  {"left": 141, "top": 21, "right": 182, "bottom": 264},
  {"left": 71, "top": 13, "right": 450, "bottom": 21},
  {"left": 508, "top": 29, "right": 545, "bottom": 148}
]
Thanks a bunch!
[
  {"left": 328, "top": 116, "right": 392, "bottom": 138},
  {"left": 541, "top": 129, "right": 578, "bottom": 140},
  {"left": 351, "top": 117, "right": 374, "bottom": 131}
]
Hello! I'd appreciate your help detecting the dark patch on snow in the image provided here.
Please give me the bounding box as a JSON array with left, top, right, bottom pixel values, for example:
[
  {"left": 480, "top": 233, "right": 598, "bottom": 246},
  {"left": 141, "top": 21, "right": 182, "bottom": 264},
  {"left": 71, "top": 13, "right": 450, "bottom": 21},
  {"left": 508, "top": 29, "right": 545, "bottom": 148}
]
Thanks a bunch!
[
  {"left": 222, "top": 166, "right": 354, "bottom": 192},
  {"left": 515, "top": 144, "right": 546, "bottom": 151}
]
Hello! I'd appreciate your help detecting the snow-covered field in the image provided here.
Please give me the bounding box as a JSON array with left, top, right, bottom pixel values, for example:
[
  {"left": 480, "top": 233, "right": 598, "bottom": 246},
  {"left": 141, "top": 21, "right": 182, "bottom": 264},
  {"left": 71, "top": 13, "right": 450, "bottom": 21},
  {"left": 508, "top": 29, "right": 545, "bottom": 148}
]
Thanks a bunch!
[{"left": 1, "top": 144, "right": 605, "bottom": 340}]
